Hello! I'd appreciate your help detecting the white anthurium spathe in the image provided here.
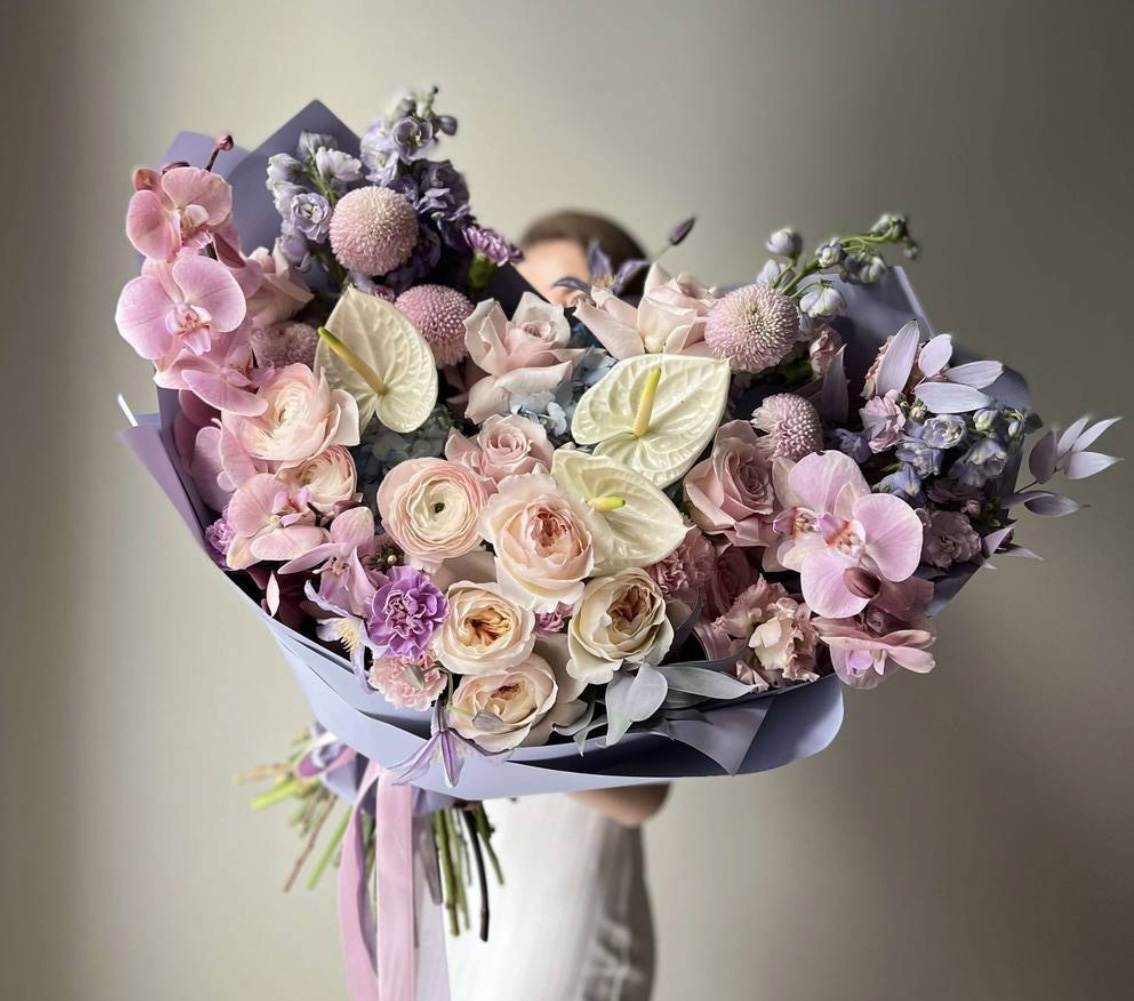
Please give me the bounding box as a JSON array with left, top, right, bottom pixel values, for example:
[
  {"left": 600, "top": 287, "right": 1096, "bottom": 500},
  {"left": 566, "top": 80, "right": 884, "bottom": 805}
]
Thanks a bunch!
[
  {"left": 570, "top": 353, "right": 731, "bottom": 488},
  {"left": 314, "top": 286, "right": 438, "bottom": 433},
  {"left": 551, "top": 449, "right": 686, "bottom": 572}
]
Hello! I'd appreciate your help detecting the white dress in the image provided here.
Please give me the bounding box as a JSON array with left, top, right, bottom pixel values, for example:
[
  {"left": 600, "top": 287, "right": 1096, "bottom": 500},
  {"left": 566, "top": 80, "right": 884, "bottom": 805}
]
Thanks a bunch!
[{"left": 445, "top": 793, "right": 655, "bottom": 1001}]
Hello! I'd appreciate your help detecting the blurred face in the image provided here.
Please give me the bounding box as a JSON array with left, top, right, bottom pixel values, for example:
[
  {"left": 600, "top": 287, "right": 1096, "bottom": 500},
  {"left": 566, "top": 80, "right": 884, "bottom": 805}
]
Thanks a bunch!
[{"left": 516, "top": 238, "right": 589, "bottom": 306}]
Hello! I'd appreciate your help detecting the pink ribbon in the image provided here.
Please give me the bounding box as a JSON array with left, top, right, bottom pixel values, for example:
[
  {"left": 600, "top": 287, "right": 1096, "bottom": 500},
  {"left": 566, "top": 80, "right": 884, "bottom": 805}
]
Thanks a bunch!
[{"left": 338, "top": 762, "right": 448, "bottom": 1001}]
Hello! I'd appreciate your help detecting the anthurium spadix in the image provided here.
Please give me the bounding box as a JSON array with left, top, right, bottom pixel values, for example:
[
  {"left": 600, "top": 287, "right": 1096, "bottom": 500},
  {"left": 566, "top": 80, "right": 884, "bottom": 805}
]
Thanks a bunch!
[
  {"left": 570, "top": 354, "right": 731, "bottom": 488},
  {"left": 314, "top": 286, "right": 439, "bottom": 433},
  {"left": 551, "top": 450, "right": 686, "bottom": 572}
]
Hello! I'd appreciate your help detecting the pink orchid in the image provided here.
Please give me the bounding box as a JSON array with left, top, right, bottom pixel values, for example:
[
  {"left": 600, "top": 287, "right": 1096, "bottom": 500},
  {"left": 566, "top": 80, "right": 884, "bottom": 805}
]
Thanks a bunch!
[
  {"left": 773, "top": 450, "right": 923, "bottom": 618},
  {"left": 155, "top": 325, "right": 266, "bottom": 417},
  {"left": 462, "top": 293, "right": 583, "bottom": 423},
  {"left": 116, "top": 255, "right": 247, "bottom": 363},
  {"left": 223, "top": 474, "right": 328, "bottom": 570},
  {"left": 279, "top": 506, "right": 382, "bottom": 616},
  {"left": 126, "top": 166, "right": 233, "bottom": 261},
  {"left": 814, "top": 617, "right": 935, "bottom": 689},
  {"left": 574, "top": 263, "right": 717, "bottom": 359}
]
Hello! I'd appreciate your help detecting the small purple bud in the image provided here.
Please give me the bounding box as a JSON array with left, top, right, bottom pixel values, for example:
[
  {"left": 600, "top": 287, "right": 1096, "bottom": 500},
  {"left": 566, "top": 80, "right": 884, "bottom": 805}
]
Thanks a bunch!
[{"left": 667, "top": 216, "right": 696, "bottom": 246}]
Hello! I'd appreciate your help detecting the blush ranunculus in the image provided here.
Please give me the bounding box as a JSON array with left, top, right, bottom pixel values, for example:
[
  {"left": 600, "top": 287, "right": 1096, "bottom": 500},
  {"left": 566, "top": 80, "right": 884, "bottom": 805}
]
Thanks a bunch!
[
  {"left": 478, "top": 472, "right": 595, "bottom": 612},
  {"left": 434, "top": 580, "right": 536, "bottom": 675},
  {"left": 567, "top": 569, "right": 673, "bottom": 685},
  {"left": 277, "top": 445, "right": 359, "bottom": 515},
  {"left": 376, "top": 458, "right": 488, "bottom": 571},
  {"left": 223, "top": 363, "right": 360, "bottom": 468},
  {"left": 462, "top": 294, "right": 583, "bottom": 423},
  {"left": 444, "top": 414, "right": 553, "bottom": 491},
  {"left": 684, "top": 421, "right": 778, "bottom": 547}
]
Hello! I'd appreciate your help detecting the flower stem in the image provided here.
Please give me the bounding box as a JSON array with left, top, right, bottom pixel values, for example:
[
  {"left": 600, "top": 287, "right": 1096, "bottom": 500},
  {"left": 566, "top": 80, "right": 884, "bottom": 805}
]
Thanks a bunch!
[
  {"left": 306, "top": 805, "right": 351, "bottom": 890},
  {"left": 463, "top": 809, "right": 491, "bottom": 941}
]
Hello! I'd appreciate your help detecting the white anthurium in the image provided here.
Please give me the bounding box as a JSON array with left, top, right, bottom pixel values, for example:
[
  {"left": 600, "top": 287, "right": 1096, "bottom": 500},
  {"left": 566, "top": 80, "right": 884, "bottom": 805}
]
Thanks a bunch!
[
  {"left": 551, "top": 449, "right": 687, "bottom": 572},
  {"left": 570, "top": 353, "right": 731, "bottom": 488},
  {"left": 314, "top": 286, "right": 438, "bottom": 433}
]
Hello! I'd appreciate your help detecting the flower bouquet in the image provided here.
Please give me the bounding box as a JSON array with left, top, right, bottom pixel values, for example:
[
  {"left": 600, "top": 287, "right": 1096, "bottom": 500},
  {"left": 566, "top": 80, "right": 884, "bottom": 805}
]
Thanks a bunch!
[{"left": 115, "top": 89, "right": 1119, "bottom": 1000}]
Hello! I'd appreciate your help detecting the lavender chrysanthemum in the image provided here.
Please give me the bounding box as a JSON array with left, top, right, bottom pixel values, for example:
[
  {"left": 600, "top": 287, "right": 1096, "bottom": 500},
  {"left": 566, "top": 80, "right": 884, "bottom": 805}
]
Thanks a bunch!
[
  {"left": 750, "top": 393, "right": 823, "bottom": 461},
  {"left": 394, "top": 284, "right": 474, "bottom": 366},
  {"left": 329, "top": 186, "right": 418, "bottom": 276},
  {"left": 462, "top": 224, "right": 522, "bottom": 265},
  {"left": 364, "top": 566, "right": 448, "bottom": 658},
  {"left": 705, "top": 284, "right": 799, "bottom": 373}
]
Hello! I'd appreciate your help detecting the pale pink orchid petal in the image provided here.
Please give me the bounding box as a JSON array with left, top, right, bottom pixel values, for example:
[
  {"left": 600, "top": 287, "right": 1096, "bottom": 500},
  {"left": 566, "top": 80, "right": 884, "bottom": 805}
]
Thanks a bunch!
[
  {"left": 883, "top": 636, "right": 936, "bottom": 673},
  {"left": 225, "top": 474, "right": 283, "bottom": 535},
  {"left": 330, "top": 506, "right": 375, "bottom": 548},
  {"left": 126, "top": 189, "right": 179, "bottom": 261},
  {"left": 180, "top": 367, "right": 264, "bottom": 416},
  {"left": 800, "top": 548, "right": 869, "bottom": 618},
  {"left": 160, "top": 166, "right": 232, "bottom": 226},
  {"left": 189, "top": 426, "right": 231, "bottom": 512},
  {"left": 250, "top": 525, "right": 330, "bottom": 562},
  {"left": 218, "top": 427, "right": 263, "bottom": 490},
  {"left": 171, "top": 256, "right": 246, "bottom": 332},
  {"left": 115, "top": 274, "right": 174, "bottom": 359},
  {"left": 854, "top": 493, "right": 924, "bottom": 582},
  {"left": 787, "top": 450, "right": 865, "bottom": 514}
]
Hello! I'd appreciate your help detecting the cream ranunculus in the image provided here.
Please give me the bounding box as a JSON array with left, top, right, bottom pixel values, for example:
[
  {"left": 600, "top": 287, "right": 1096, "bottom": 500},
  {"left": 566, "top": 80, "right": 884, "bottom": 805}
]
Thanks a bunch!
[
  {"left": 478, "top": 472, "right": 595, "bottom": 612},
  {"left": 277, "top": 444, "right": 358, "bottom": 514},
  {"left": 435, "top": 580, "right": 536, "bottom": 675},
  {"left": 376, "top": 458, "right": 488, "bottom": 572},
  {"left": 567, "top": 569, "right": 673, "bottom": 685},
  {"left": 224, "top": 362, "right": 360, "bottom": 467},
  {"left": 448, "top": 647, "right": 576, "bottom": 752}
]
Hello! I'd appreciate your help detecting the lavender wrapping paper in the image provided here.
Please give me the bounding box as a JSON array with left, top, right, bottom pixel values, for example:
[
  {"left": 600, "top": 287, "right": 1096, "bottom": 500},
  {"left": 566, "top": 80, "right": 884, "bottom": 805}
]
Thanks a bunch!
[{"left": 117, "top": 102, "right": 1028, "bottom": 798}]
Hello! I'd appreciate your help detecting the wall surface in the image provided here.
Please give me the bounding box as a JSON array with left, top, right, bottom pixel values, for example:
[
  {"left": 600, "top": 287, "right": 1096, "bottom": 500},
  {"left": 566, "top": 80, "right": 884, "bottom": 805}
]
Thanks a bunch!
[{"left": 2, "top": 1, "right": 1132, "bottom": 999}]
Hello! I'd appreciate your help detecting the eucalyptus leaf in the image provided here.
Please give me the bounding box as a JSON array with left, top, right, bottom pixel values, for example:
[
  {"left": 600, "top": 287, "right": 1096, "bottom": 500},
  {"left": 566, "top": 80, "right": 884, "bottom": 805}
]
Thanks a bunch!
[
  {"left": 1023, "top": 494, "right": 1081, "bottom": 516},
  {"left": 604, "top": 664, "right": 669, "bottom": 746},
  {"left": 1028, "top": 430, "right": 1057, "bottom": 484},
  {"left": 1064, "top": 451, "right": 1120, "bottom": 480},
  {"left": 1071, "top": 417, "right": 1121, "bottom": 453},
  {"left": 654, "top": 664, "right": 753, "bottom": 700},
  {"left": 874, "top": 320, "right": 920, "bottom": 397},
  {"left": 1056, "top": 416, "right": 1091, "bottom": 457},
  {"left": 914, "top": 381, "right": 991, "bottom": 414}
]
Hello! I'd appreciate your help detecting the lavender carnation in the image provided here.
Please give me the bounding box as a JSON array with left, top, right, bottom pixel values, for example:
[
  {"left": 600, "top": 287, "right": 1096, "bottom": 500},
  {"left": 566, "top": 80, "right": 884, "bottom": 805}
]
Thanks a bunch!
[
  {"left": 365, "top": 566, "right": 448, "bottom": 658},
  {"left": 922, "top": 510, "right": 982, "bottom": 569}
]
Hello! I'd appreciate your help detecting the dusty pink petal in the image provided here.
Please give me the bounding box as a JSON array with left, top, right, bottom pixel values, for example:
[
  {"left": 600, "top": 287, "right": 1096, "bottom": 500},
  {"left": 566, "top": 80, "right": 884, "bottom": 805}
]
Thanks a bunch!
[
  {"left": 126, "top": 189, "right": 179, "bottom": 260},
  {"left": 180, "top": 366, "right": 264, "bottom": 416},
  {"left": 884, "top": 638, "right": 935, "bottom": 673},
  {"left": 464, "top": 301, "right": 510, "bottom": 374},
  {"left": 854, "top": 493, "right": 923, "bottom": 582},
  {"left": 573, "top": 300, "right": 644, "bottom": 359},
  {"left": 225, "top": 474, "right": 279, "bottom": 535},
  {"left": 161, "top": 166, "right": 232, "bottom": 225},
  {"left": 251, "top": 525, "right": 329, "bottom": 562},
  {"left": 330, "top": 506, "right": 375, "bottom": 548},
  {"left": 115, "top": 274, "right": 173, "bottom": 358},
  {"left": 171, "top": 256, "right": 246, "bottom": 332},
  {"left": 494, "top": 360, "right": 575, "bottom": 398},
  {"left": 787, "top": 450, "right": 864, "bottom": 514},
  {"left": 190, "top": 426, "right": 231, "bottom": 512},
  {"left": 218, "top": 427, "right": 261, "bottom": 490},
  {"left": 638, "top": 298, "right": 695, "bottom": 351},
  {"left": 464, "top": 379, "right": 512, "bottom": 423},
  {"left": 801, "top": 548, "right": 869, "bottom": 619}
]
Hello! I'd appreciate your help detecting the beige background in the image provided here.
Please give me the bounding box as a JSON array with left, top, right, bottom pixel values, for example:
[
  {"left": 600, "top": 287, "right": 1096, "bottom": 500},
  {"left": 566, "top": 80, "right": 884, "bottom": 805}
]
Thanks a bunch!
[{"left": 3, "top": 1, "right": 1132, "bottom": 998}]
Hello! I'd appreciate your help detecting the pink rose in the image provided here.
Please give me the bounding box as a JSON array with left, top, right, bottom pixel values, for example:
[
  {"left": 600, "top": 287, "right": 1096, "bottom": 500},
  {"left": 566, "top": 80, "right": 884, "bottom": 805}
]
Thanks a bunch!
[
  {"left": 705, "top": 544, "right": 753, "bottom": 619},
  {"left": 478, "top": 472, "right": 595, "bottom": 612},
  {"left": 223, "top": 363, "right": 360, "bottom": 468},
  {"left": 245, "top": 242, "right": 314, "bottom": 328},
  {"left": 684, "top": 421, "right": 778, "bottom": 547},
  {"left": 444, "top": 414, "right": 554, "bottom": 491},
  {"left": 462, "top": 294, "right": 583, "bottom": 423},
  {"left": 376, "top": 458, "right": 488, "bottom": 571}
]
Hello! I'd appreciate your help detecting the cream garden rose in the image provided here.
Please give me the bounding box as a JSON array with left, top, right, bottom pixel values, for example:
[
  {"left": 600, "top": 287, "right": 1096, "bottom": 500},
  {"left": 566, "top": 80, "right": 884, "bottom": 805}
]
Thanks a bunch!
[
  {"left": 567, "top": 569, "right": 674, "bottom": 685},
  {"left": 223, "top": 362, "right": 359, "bottom": 467},
  {"left": 448, "top": 640, "right": 585, "bottom": 751},
  {"left": 376, "top": 457, "right": 488, "bottom": 571},
  {"left": 435, "top": 580, "right": 536, "bottom": 675},
  {"left": 478, "top": 472, "right": 595, "bottom": 612}
]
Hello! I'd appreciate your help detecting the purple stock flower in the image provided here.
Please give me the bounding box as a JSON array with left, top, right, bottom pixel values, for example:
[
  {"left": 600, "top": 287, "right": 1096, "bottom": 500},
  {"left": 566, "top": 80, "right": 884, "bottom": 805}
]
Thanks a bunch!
[
  {"left": 951, "top": 436, "right": 1009, "bottom": 487},
  {"left": 463, "top": 224, "right": 522, "bottom": 264},
  {"left": 380, "top": 226, "right": 442, "bottom": 293},
  {"left": 297, "top": 130, "right": 337, "bottom": 163},
  {"left": 834, "top": 428, "right": 873, "bottom": 463},
  {"left": 205, "top": 516, "right": 234, "bottom": 567},
  {"left": 389, "top": 116, "right": 436, "bottom": 160},
  {"left": 896, "top": 437, "right": 944, "bottom": 477},
  {"left": 267, "top": 153, "right": 304, "bottom": 187},
  {"left": 875, "top": 462, "right": 923, "bottom": 500},
  {"left": 289, "top": 191, "right": 331, "bottom": 241},
  {"left": 365, "top": 565, "right": 448, "bottom": 657},
  {"left": 314, "top": 148, "right": 363, "bottom": 188},
  {"left": 922, "top": 414, "right": 968, "bottom": 450},
  {"left": 277, "top": 220, "right": 310, "bottom": 270}
]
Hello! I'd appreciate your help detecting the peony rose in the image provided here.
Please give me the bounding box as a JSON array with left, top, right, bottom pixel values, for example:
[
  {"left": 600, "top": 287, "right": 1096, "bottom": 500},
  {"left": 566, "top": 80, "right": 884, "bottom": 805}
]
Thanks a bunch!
[
  {"left": 377, "top": 458, "right": 487, "bottom": 571},
  {"left": 444, "top": 414, "right": 553, "bottom": 491},
  {"left": 684, "top": 421, "right": 777, "bottom": 547},
  {"left": 462, "top": 294, "right": 583, "bottom": 423},
  {"left": 435, "top": 580, "right": 536, "bottom": 675},
  {"left": 448, "top": 639, "right": 586, "bottom": 751},
  {"left": 224, "top": 363, "right": 359, "bottom": 468},
  {"left": 245, "top": 242, "right": 314, "bottom": 328},
  {"left": 567, "top": 569, "right": 673, "bottom": 685},
  {"left": 478, "top": 472, "right": 595, "bottom": 612},
  {"left": 278, "top": 444, "right": 358, "bottom": 515}
]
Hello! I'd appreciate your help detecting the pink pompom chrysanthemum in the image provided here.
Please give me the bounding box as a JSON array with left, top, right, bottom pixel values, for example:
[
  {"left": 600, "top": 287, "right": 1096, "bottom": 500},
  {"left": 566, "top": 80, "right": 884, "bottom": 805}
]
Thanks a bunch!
[
  {"left": 329, "top": 187, "right": 418, "bottom": 276},
  {"left": 395, "top": 284, "right": 475, "bottom": 366},
  {"left": 705, "top": 283, "right": 799, "bottom": 373},
  {"left": 250, "top": 321, "right": 319, "bottom": 369},
  {"left": 750, "top": 393, "right": 824, "bottom": 461}
]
